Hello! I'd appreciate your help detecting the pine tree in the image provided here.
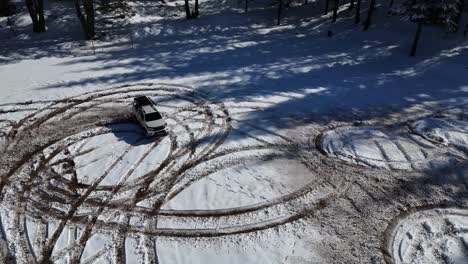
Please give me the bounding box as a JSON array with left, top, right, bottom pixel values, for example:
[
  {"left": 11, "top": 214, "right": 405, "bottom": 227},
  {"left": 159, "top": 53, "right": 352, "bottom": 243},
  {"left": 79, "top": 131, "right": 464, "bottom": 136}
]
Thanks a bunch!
[
  {"left": 404, "top": 0, "right": 461, "bottom": 31},
  {"left": 403, "top": 0, "right": 462, "bottom": 55}
]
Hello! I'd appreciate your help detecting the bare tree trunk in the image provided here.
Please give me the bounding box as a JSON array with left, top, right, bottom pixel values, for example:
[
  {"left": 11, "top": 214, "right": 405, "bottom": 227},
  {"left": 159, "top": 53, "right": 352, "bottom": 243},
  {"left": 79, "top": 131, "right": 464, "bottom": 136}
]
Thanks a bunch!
[
  {"left": 363, "top": 0, "right": 375, "bottom": 30},
  {"left": 277, "top": 0, "right": 282, "bottom": 25},
  {"left": 354, "top": 0, "right": 361, "bottom": 24},
  {"left": 37, "top": 0, "right": 45, "bottom": 28},
  {"left": 74, "top": 0, "right": 95, "bottom": 39},
  {"left": 184, "top": 0, "right": 199, "bottom": 19},
  {"left": 184, "top": 0, "right": 191, "bottom": 18},
  {"left": 388, "top": 0, "right": 394, "bottom": 10},
  {"left": 26, "top": 0, "right": 39, "bottom": 28},
  {"left": 194, "top": 0, "right": 199, "bottom": 17},
  {"left": 454, "top": 0, "right": 464, "bottom": 32},
  {"left": 348, "top": 0, "right": 354, "bottom": 10},
  {"left": 75, "top": 0, "right": 86, "bottom": 34},
  {"left": 465, "top": 23, "right": 468, "bottom": 37},
  {"left": 245, "top": 0, "right": 248, "bottom": 12},
  {"left": 0, "top": 0, "right": 10, "bottom": 16},
  {"left": 84, "top": 0, "right": 94, "bottom": 37},
  {"left": 410, "top": 22, "right": 422, "bottom": 56},
  {"left": 26, "top": 0, "right": 46, "bottom": 32},
  {"left": 332, "top": 0, "right": 338, "bottom": 22},
  {"left": 324, "top": 0, "right": 330, "bottom": 14}
]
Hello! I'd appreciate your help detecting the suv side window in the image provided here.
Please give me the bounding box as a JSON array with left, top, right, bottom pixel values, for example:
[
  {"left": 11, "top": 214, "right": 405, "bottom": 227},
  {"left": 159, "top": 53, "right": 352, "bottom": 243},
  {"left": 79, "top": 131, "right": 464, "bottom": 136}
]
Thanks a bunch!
[{"left": 138, "top": 109, "right": 144, "bottom": 120}]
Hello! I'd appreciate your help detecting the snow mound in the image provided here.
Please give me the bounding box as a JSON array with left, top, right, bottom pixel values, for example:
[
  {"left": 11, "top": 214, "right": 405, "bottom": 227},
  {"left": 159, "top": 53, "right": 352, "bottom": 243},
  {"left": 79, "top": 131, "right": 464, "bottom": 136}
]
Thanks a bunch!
[
  {"left": 411, "top": 118, "right": 468, "bottom": 152},
  {"left": 320, "top": 126, "right": 459, "bottom": 171},
  {"left": 386, "top": 208, "right": 468, "bottom": 264}
]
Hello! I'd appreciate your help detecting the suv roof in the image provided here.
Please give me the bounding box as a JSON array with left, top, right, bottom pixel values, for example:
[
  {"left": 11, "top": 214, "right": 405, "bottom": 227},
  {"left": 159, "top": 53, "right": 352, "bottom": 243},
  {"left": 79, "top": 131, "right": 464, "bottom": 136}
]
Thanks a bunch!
[
  {"left": 134, "top": 96, "right": 154, "bottom": 107},
  {"left": 134, "top": 96, "right": 161, "bottom": 115},
  {"left": 141, "top": 104, "right": 159, "bottom": 115}
]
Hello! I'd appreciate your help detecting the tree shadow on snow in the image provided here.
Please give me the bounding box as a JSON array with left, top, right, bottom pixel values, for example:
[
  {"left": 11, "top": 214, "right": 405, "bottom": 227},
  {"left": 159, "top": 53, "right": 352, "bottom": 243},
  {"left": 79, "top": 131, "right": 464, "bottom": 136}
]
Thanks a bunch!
[{"left": 1, "top": 0, "right": 468, "bottom": 134}]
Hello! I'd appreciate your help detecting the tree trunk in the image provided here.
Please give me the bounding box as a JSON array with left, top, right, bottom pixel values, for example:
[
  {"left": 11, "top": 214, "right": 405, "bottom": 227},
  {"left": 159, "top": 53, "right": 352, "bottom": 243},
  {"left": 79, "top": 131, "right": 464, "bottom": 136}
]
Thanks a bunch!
[
  {"left": 75, "top": 0, "right": 87, "bottom": 35},
  {"left": 354, "top": 0, "right": 361, "bottom": 24},
  {"left": 454, "top": 0, "right": 464, "bottom": 32},
  {"left": 0, "top": 0, "right": 10, "bottom": 16},
  {"left": 363, "top": 0, "right": 375, "bottom": 30},
  {"left": 324, "top": 0, "right": 330, "bottom": 14},
  {"left": 193, "top": 0, "right": 199, "bottom": 17},
  {"left": 184, "top": 0, "right": 199, "bottom": 19},
  {"left": 332, "top": 0, "right": 338, "bottom": 22},
  {"left": 388, "top": 0, "right": 394, "bottom": 10},
  {"left": 74, "top": 0, "right": 95, "bottom": 39},
  {"left": 37, "top": 0, "right": 45, "bottom": 29},
  {"left": 26, "top": 0, "right": 39, "bottom": 27},
  {"left": 26, "top": 0, "right": 46, "bottom": 32},
  {"left": 410, "top": 22, "right": 422, "bottom": 56},
  {"left": 184, "top": 0, "right": 191, "bottom": 19},
  {"left": 277, "top": 0, "right": 282, "bottom": 25},
  {"left": 84, "top": 0, "right": 94, "bottom": 38},
  {"left": 245, "top": 0, "right": 248, "bottom": 12},
  {"left": 348, "top": 0, "right": 354, "bottom": 10}
]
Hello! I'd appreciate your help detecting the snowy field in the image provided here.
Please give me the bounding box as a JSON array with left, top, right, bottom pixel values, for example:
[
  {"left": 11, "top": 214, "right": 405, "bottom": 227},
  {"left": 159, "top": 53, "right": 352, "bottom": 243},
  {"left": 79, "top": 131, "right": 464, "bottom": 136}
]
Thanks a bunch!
[{"left": 0, "top": 0, "right": 467, "bottom": 263}]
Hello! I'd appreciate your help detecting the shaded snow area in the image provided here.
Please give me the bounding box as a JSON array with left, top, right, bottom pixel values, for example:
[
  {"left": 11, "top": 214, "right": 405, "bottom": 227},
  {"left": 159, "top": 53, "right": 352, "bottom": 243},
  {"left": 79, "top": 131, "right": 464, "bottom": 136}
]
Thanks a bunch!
[{"left": 0, "top": 0, "right": 467, "bottom": 263}]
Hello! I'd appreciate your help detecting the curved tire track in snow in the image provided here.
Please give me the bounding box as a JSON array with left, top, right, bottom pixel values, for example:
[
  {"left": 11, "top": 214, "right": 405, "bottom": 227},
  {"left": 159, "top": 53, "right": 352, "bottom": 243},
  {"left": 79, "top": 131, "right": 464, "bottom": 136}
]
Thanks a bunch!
[
  {"left": 411, "top": 118, "right": 468, "bottom": 152},
  {"left": 0, "top": 83, "right": 339, "bottom": 263},
  {"left": 318, "top": 124, "right": 466, "bottom": 171},
  {"left": 382, "top": 205, "right": 468, "bottom": 264}
]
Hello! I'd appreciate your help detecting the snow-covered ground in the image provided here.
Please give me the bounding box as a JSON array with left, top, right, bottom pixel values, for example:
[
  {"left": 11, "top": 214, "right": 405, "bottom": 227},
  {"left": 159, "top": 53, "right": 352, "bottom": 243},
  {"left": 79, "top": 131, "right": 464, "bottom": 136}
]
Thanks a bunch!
[
  {"left": 0, "top": 0, "right": 467, "bottom": 263},
  {"left": 320, "top": 118, "right": 467, "bottom": 171},
  {"left": 412, "top": 118, "right": 468, "bottom": 152},
  {"left": 386, "top": 207, "right": 468, "bottom": 264}
]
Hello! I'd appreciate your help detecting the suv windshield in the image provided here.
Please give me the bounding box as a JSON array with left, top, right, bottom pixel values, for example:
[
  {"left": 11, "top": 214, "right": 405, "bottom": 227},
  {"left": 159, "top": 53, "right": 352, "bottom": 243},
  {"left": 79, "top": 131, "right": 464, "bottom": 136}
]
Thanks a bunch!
[{"left": 146, "top": 112, "right": 162, "bottom": 121}]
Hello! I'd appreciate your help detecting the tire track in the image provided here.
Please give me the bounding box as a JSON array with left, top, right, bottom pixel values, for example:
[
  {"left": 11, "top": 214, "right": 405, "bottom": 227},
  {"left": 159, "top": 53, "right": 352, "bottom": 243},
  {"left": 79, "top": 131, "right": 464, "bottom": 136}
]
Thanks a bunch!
[
  {"left": 381, "top": 205, "right": 468, "bottom": 264},
  {"left": 39, "top": 138, "right": 143, "bottom": 263},
  {"left": 318, "top": 125, "right": 465, "bottom": 171},
  {"left": 0, "top": 83, "right": 337, "bottom": 263},
  {"left": 67, "top": 139, "right": 160, "bottom": 263}
]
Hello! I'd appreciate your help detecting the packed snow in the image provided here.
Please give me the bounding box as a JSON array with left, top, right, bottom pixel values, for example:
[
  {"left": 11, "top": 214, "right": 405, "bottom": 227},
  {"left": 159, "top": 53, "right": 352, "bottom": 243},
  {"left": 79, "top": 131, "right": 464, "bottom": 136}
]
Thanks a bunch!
[
  {"left": 320, "top": 123, "right": 467, "bottom": 171},
  {"left": 387, "top": 207, "right": 468, "bottom": 264},
  {"left": 412, "top": 118, "right": 468, "bottom": 152},
  {"left": 0, "top": 0, "right": 467, "bottom": 263}
]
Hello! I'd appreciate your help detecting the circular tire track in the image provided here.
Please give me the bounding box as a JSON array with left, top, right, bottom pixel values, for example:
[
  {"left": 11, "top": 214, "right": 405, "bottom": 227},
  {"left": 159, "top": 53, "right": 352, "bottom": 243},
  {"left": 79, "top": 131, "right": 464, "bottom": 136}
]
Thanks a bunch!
[
  {"left": 316, "top": 124, "right": 466, "bottom": 171},
  {"left": 382, "top": 205, "right": 468, "bottom": 264},
  {"left": 0, "top": 83, "right": 342, "bottom": 263},
  {"left": 411, "top": 118, "right": 468, "bottom": 153}
]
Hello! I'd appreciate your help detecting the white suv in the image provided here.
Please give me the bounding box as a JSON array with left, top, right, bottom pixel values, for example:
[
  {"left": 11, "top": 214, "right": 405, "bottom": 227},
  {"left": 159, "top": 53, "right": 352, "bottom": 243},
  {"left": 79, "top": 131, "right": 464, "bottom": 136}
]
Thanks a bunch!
[{"left": 132, "top": 96, "right": 168, "bottom": 137}]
